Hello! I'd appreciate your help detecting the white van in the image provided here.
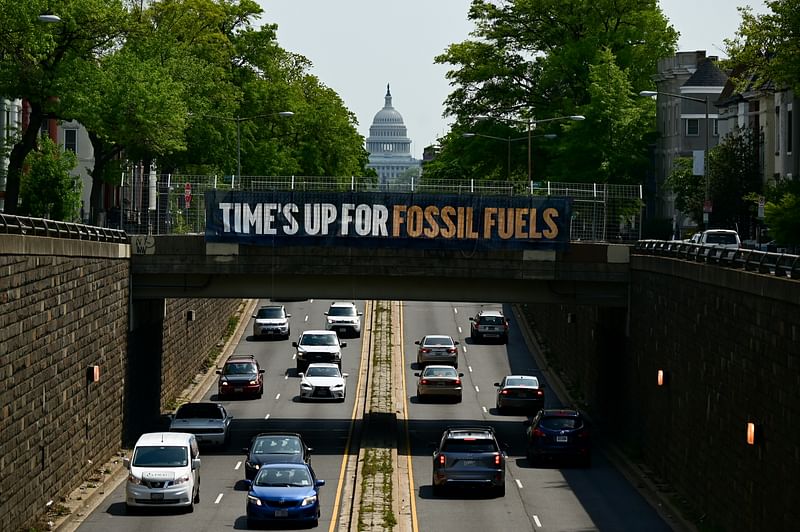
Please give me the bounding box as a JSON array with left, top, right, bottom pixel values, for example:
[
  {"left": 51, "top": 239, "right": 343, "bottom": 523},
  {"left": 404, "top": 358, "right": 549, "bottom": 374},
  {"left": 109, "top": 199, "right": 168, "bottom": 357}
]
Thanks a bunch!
[{"left": 124, "top": 432, "right": 201, "bottom": 513}]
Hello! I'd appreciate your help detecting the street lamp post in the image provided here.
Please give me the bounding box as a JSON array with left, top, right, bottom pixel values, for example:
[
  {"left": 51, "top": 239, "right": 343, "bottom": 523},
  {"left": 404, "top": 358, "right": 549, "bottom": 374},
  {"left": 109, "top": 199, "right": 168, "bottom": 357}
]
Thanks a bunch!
[
  {"left": 462, "top": 132, "right": 557, "bottom": 179},
  {"left": 640, "top": 90, "right": 711, "bottom": 226},
  {"left": 232, "top": 111, "right": 294, "bottom": 178},
  {"left": 523, "top": 115, "right": 585, "bottom": 181}
]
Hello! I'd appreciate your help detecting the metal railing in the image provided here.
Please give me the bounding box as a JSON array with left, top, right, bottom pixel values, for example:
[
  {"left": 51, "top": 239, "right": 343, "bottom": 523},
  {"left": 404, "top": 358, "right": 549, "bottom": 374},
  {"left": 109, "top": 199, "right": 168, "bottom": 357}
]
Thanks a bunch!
[
  {"left": 113, "top": 175, "right": 643, "bottom": 242},
  {"left": 0, "top": 214, "right": 127, "bottom": 243},
  {"left": 634, "top": 239, "right": 800, "bottom": 279}
]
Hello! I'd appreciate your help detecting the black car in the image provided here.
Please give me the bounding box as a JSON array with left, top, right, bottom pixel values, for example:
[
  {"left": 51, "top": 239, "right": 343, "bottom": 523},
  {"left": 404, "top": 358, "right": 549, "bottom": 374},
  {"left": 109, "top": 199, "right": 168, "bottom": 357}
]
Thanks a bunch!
[
  {"left": 525, "top": 409, "right": 591, "bottom": 467},
  {"left": 216, "top": 354, "right": 265, "bottom": 398},
  {"left": 432, "top": 426, "right": 506, "bottom": 497},
  {"left": 243, "top": 433, "right": 313, "bottom": 481}
]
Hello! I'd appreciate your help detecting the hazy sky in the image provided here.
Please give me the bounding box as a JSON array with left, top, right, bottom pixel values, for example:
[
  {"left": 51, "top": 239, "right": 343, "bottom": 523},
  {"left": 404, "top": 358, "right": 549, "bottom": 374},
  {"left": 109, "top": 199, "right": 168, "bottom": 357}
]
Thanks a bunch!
[{"left": 258, "top": 0, "right": 769, "bottom": 159}]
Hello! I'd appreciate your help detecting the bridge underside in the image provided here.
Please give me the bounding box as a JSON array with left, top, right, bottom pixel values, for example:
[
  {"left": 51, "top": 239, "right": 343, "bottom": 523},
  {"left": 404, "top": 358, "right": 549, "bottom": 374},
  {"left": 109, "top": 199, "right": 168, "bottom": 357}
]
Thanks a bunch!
[{"left": 131, "top": 236, "right": 631, "bottom": 306}]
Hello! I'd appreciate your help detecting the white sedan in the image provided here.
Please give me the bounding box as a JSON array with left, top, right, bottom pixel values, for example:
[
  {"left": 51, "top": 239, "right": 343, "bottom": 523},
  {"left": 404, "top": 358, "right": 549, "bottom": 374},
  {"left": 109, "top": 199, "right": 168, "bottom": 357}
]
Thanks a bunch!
[{"left": 299, "top": 363, "right": 348, "bottom": 401}]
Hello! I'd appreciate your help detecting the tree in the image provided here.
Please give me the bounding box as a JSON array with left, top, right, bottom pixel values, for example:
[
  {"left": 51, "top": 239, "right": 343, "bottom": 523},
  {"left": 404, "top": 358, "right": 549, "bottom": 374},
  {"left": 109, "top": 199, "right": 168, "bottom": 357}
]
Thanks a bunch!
[
  {"left": 707, "top": 127, "right": 762, "bottom": 232},
  {"left": 764, "top": 193, "right": 800, "bottom": 246},
  {"left": 664, "top": 157, "right": 704, "bottom": 226},
  {"left": 725, "top": 1, "right": 800, "bottom": 94},
  {"left": 19, "top": 136, "right": 81, "bottom": 221},
  {"left": 0, "top": 0, "right": 128, "bottom": 214}
]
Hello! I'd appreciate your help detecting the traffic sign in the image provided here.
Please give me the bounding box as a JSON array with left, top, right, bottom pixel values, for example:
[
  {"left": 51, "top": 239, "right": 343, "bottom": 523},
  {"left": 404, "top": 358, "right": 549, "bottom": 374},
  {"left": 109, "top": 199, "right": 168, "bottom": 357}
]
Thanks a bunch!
[{"left": 184, "top": 183, "right": 192, "bottom": 208}]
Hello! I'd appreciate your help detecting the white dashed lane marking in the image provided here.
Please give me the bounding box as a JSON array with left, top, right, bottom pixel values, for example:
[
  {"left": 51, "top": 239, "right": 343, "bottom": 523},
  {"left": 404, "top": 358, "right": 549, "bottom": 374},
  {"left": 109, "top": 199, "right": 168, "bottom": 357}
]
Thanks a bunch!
[
  {"left": 304, "top": 315, "right": 309, "bottom": 322},
  {"left": 515, "top": 479, "right": 523, "bottom": 489},
  {"left": 275, "top": 394, "right": 281, "bottom": 400},
  {"left": 234, "top": 461, "right": 242, "bottom": 470},
  {"left": 468, "top": 366, "right": 473, "bottom": 373},
  {"left": 453, "top": 308, "right": 458, "bottom": 314},
  {"left": 264, "top": 413, "right": 270, "bottom": 420},
  {"left": 533, "top": 515, "right": 542, "bottom": 527},
  {"left": 475, "top": 386, "right": 480, "bottom": 392},
  {"left": 482, "top": 406, "right": 487, "bottom": 413},
  {"left": 458, "top": 326, "right": 462, "bottom": 334},
  {"left": 214, "top": 493, "right": 223, "bottom": 504}
]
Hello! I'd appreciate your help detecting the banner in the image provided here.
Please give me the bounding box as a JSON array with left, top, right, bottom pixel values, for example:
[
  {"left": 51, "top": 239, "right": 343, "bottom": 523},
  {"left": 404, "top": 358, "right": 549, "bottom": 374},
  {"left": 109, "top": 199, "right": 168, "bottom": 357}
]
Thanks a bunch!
[{"left": 205, "top": 190, "right": 571, "bottom": 250}]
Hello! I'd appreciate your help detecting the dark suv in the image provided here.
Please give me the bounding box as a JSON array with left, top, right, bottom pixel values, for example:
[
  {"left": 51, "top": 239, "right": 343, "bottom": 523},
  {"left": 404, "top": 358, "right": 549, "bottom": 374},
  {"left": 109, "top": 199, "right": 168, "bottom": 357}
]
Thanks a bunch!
[
  {"left": 216, "top": 354, "right": 265, "bottom": 398},
  {"left": 432, "top": 426, "right": 506, "bottom": 496},
  {"left": 525, "top": 408, "right": 591, "bottom": 467},
  {"left": 243, "top": 432, "right": 313, "bottom": 481},
  {"left": 469, "top": 310, "right": 509, "bottom": 344}
]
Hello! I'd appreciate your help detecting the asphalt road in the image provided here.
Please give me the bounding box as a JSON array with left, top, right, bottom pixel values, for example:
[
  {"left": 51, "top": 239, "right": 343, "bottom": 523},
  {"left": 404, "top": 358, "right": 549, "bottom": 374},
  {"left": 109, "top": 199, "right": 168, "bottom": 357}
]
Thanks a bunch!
[
  {"left": 401, "top": 301, "right": 672, "bottom": 532},
  {"left": 74, "top": 298, "right": 364, "bottom": 531},
  {"left": 73, "top": 299, "right": 673, "bottom": 531}
]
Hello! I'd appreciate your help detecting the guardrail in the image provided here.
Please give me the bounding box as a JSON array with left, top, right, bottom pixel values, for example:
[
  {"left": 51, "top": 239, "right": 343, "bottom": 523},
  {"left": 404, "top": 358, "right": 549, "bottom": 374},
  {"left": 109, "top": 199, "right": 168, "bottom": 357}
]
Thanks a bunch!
[
  {"left": 634, "top": 239, "right": 800, "bottom": 279},
  {"left": 0, "top": 214, "right": 128, "bottom": 244}
]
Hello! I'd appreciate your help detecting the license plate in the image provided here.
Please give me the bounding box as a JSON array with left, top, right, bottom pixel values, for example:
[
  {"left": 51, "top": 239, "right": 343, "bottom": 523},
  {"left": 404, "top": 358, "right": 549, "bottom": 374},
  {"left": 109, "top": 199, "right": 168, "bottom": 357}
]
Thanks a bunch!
[
  {"left": 275, "top": 509, "right": 289, "bottom": 517},
  {"left": 234, "top": 387, "right": 243, "bottom": 393},
  {"left": 556, "top": 435, "right": 568, "bottom": 442},
  {"left": 459, "top": 460, "right": 476, "bottom": 466},
  {"left": 151, "top": 493, "right": 164, "bottom": 500}
]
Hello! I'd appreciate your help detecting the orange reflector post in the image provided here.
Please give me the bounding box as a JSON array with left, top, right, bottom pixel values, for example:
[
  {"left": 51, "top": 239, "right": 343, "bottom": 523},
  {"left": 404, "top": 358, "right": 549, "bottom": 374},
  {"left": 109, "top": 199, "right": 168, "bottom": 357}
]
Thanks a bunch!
[
  {"left": 746, "top": 422, "right": 756, "bottom": 445},
  {"left": 657, "top": 370, "right": 665, "bottom": 386}
]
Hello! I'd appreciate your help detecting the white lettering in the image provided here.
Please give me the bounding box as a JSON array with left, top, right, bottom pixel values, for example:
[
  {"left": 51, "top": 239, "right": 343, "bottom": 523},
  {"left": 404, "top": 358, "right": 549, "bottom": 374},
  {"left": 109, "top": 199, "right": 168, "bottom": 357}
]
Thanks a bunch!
[
  {"left": 354, "top": 204, "right": 372, "bottom": 236},
  {"left": 242, "top": 204, "right": 262, "bottom": 234},
  {"left": 320, "top": 203, "right": 337, "bottom": 235},
  {"left": 283, "top": 203, "right": 299, "bottom": 235},
  {"left": 372, "top": 205, "right": 389, "bottom": 236},
  {"left": 219, "top": 203, "right": 234, "bottom": 233},
  {"left": 340, "top": 203, "right": 355, "bottom": 236},
  {"left": 263, "top": 203, "right": 279, "bottom": 235}
]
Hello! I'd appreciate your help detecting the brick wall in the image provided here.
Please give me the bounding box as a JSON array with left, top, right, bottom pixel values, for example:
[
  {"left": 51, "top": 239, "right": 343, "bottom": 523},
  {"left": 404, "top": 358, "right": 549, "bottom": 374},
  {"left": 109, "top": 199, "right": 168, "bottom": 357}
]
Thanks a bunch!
[
  {"left": 520, "top": 257, "right": 800, "bottom": 532},
  {"left": 0, "top": 241, "right": 128, "bottom": 531}
]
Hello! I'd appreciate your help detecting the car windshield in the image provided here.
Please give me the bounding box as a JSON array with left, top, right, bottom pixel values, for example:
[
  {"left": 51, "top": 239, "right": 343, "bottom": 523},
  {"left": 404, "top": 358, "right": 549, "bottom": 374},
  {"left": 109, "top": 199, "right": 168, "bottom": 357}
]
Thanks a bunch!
[
  {"left": 423, "top": 367, "right": 457, "bottom": 378},
  {"left": 328, "top": 306, "right": 356, "bottom": 317},
  {"left": 301, "top": 334, "right": 338, "bottom": 346},
  {"left": 306, "top": 366, "right": 341, "bottom": 378},
  {"left": 132, "top": 445, "right": 188, "bottom": 467},
  {"left": 256, "top": 307, "right": 284, "bottom": 319},
  {"left": 175, "top": 404, "right": 223, "bottom": 419},
  {"left": 505, "top": 377, "right": 538, "bottom": 387},
  {"left": 423, "top": 336, "right": 453, "bottom": 347},
  {"left": 441, "top": 439, "right": 497, "bottom": 453},
  {"left": 223, "top": 362, "right": 257, "bottom": 375},
  {"left": 479, "top": 316, "right": 504, "bottom": 325},
  {"left": 253, "top": 436, "right": 302, "bottom": 455},
  {"left": 706, "top": 233, "right": 737, "bottom": 244},
  {"left": 540, "top": 417, "right": 583, "bottom": 430},
  {"left": 254, "top": 467, "right": 312, "bottom": 487}
]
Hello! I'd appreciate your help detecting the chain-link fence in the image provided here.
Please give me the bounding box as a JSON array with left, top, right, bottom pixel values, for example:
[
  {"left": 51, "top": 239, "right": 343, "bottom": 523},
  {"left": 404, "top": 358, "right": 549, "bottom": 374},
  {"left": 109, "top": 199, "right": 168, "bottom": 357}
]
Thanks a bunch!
[{"left": 112, "top": 174, "right": 642, "bottom": 242}]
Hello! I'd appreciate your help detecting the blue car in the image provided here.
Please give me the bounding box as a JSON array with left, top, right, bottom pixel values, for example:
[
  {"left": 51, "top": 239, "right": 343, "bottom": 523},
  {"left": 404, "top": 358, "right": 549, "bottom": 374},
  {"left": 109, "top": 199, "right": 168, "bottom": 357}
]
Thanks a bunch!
[{"left": 246, "top": 463, "right": 325, "bottom": 528}]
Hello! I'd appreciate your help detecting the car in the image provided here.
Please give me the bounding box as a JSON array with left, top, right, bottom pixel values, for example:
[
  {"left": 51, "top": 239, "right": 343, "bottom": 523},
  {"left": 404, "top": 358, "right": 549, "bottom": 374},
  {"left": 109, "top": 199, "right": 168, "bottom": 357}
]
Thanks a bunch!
[
  {"left": 168, "top": 402, "right": 232, "bottom": 447},
  {"left": 415, "top": 365, "right": 463, "bottom": 402},
  {"left": 246, "top": 463, "right": 325, "bottom": 528},
  {"left": 216, "top": 354, "right": 265, "bottom": 398},
  {"left": 469, "top": 309, "right": 509, "bottom": 343},
  {"left": 525, "top": 408, "right": 591, "bottom": 467},
  {"left": 431, "top": 426, "right": 506, "bottom": 497},
  {"left": 252, "top": 305, "right": 291, "bottom": 339},
  {"left": 415, "top": 334, "right": 460, "bottom": 368},
  {"left": 243, "top": 433, "right": 313, "bottom": 481},
  {"left": 293, "top": 330, "right": 346, "bottom": 373},
  {"left": 698, "top": 229, "right": 741, "bottom": 250},
  {"left": 494, "top": 375, "right": 545, "bottom": 414},
  {"left": 299, "top": 363, "right": 349, "bottom": 401},
  {"left": 324, "top": 301, "right": 363, "bottom": 337},
  {"left": 124, "top": 432, "right": 201, "bottom": 513}
]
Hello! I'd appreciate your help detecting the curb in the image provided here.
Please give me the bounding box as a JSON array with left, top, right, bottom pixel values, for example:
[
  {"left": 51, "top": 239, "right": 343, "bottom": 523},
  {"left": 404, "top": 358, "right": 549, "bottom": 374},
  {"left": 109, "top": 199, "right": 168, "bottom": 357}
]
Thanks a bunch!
[
  {"left": 52, "top": 298, "right": 257, "bottom": 532},
  {"left": 511, "top": 304, "right": 697, "bottom": 532}
]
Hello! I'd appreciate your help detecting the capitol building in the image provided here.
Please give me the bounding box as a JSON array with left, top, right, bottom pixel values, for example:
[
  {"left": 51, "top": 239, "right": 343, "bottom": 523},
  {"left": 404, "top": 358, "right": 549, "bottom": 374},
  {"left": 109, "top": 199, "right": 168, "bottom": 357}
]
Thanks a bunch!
[{"left": 365, "top": 85, "right": 421, "bottom": 183}]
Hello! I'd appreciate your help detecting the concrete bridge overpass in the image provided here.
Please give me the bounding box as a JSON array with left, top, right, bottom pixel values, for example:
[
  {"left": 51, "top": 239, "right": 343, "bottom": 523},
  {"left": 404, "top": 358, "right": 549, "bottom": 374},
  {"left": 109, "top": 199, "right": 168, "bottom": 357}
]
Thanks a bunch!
[{"left": 130, "top": 235, "right": 632, "bottom": 305}]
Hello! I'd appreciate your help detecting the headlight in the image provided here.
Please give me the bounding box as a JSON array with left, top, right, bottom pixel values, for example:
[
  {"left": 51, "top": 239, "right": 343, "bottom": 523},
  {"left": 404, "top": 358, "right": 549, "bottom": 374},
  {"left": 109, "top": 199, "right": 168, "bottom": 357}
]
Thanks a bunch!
[
  {"left": 220, "top": 381, "right": 229, "bottom": 386},
  {"left": 247, "top": 494, "right": 262, "bottom": 506},
  {"left": 127, "top": 474, "right": 142, "bottom": 485},
  {"left": 173, "top": 474, "right": 191, "bottom": 486},
  {"left": 300, "top": 494, "right": 317, "bottom": 506},
  {"left": 301, "top": 383, "right": 312, "bottom": 389},
  {"left": 332, "top": 383, "right": 343, "bottom": 388},
  {"left": 249, "top": 380, "right": 257, "bottom": 384},
  {"left": 246, "top": 462, "right": 260, "bottom": 470}
]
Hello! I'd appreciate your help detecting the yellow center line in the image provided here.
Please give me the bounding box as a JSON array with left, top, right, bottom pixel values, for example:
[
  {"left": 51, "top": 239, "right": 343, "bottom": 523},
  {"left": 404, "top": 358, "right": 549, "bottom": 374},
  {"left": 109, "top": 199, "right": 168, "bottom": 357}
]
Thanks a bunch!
[
  {"left": 400, "top": 302, "right": 420, "bottom": 532},
  {"left": 328, "top": 300, "right": 372, "bottom": 532}
]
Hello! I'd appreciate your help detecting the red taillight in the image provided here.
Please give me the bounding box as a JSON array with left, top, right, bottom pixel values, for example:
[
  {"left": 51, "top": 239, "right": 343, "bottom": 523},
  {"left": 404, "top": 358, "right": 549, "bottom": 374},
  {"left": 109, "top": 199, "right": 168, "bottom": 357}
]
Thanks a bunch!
[
  {"left": 532, "top": 428, "right": 545, "bottom": 438},
  {"left": 421, "top": 348, "right": 431, "bottom": 354},
  {"left": 454, "top": 379, "right": 461, "bottom": 385},
  {"left": 438, "top": 454, "right": 446, "bottom": 465},
  {"left": 577, "top": 430, "right": 590, "bottom": 439},
  {"left": 500, "top": 389, "right": 509, "bottom": 395},
  {"left": 494, "top": 453, "right": 502, "bottom": 465},
  {"left": 420, "top": 379, "right": 429, "bottom": 385},
  {"left": 536, "top": 389, "right": 543, "bottom": 396},
  {"left": 447, "top": 348, "right": 457, "bottom": 354}
]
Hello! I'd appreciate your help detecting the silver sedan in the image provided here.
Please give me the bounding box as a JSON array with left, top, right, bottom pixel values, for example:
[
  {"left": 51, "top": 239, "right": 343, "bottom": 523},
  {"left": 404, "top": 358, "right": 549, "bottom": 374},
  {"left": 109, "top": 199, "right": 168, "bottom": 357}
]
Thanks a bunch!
[{"left": 415, "top": 365, "right": 463, "bottom": 402}]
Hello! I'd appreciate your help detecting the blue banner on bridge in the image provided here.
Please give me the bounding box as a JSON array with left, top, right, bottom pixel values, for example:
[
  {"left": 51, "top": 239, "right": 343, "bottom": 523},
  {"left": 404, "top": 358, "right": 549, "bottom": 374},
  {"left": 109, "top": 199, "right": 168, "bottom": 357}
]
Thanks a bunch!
[{"left": 205, "top": 190, "right": 571, "bottom": 250}]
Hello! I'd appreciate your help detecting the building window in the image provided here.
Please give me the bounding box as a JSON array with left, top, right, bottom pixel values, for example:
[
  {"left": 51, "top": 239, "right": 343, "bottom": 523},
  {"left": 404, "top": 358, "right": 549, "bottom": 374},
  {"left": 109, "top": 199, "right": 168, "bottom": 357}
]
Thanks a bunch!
[
  {"left": 686, "top": 119, "right": 699, "bottom": 136},
  {"left": 64, "top": 129, "right": 77, "bottom": 153},
  {"left": 775, "top": 106, "right": 780, "bottom": 155},
  {"left": 713, "top": 118, "right": 719, "bottom": 137},
  {"left": 788, "top": 107, "right": 793, "bottom": 155}
]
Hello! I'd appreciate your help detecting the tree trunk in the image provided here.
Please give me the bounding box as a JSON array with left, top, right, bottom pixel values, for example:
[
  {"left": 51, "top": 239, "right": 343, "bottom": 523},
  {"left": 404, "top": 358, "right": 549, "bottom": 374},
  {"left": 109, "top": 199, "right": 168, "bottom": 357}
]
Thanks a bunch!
[
  {"left": 4, "top": 103, "right": 45, "bottom": 214},
  {"left": 87, "top": 131, "right": 121, "bottom": 225}
]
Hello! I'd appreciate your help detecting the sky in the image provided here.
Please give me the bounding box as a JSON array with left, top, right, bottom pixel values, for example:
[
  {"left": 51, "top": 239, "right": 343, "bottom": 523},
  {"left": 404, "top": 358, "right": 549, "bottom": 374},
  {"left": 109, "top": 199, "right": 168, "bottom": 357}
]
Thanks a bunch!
[{"left": 257, "top": 0, "right": 770, "bottom": 159}]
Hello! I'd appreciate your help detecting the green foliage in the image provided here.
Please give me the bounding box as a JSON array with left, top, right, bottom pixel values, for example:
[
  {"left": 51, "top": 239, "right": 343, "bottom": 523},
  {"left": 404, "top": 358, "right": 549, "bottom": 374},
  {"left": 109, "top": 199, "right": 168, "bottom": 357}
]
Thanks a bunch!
[
  {"left": 19, "top": 136, "right": 81, "bottom": 221},
  {"left": 433, "top": 0, "right": 676, "bottom": 183},
  {"left": 707, "top": 128, "right": 762, "bottom": 230},
  {"left": 764, "top": 193, "right": 800, "bottom": 245},
  {"left": 665, "top": 157, "right": 704, "bottom": 225},
  {"left": 725, "top": 1, "right": 800, "bottom": 94}
]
